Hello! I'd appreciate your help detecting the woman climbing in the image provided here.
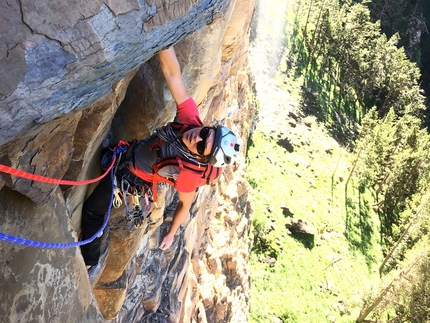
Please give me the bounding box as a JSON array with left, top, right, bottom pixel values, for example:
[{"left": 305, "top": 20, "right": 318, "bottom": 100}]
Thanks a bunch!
[{"left": 80, "top": 46, "right": 241, "bottom": 266}]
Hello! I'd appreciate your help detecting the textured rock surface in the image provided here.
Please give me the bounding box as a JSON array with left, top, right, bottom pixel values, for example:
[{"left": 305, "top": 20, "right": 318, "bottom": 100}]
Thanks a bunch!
[
  {"left": 0, "top": 0, "right": 231, "bottom": 146},
  {"left": 0, "top": 0, "right": 255, "bottom": 322}
]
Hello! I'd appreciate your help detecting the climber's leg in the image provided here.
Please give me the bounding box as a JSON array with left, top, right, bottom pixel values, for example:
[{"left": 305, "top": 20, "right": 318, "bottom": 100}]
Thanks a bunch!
[{"left": 80, "top": 174, "right": 113, "bottom": 265}]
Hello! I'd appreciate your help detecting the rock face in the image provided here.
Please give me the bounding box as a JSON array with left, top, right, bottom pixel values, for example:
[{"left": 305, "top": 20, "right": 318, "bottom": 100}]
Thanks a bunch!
[{"left": 0, "top": 1, "right": 255, "bottom": 322}]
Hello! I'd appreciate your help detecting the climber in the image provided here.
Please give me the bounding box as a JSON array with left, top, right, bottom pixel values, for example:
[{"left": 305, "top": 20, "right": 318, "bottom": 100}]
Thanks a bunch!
[{"left": 80, "top": 46, "right": 241, "bottom": 266}]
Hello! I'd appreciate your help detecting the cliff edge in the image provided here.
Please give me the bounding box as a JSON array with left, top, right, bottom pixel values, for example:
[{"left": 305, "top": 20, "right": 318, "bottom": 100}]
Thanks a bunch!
[{"left": 0, "top": 0, "right": 255, "bottom": 322}]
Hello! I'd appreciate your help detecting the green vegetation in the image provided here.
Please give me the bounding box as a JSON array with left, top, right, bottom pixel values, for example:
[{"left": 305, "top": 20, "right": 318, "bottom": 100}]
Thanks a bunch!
[
  {"left": 248, "top": 107, "right": 381, "bottom": 322},
  {"left": 248, "top": 0, "right": 430, "bottom": 322}
]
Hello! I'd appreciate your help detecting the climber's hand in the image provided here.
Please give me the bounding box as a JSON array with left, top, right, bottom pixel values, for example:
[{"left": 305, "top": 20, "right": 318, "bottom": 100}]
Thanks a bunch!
[{"left": 159, "top": 233, "right": 174, "bottom": 250}]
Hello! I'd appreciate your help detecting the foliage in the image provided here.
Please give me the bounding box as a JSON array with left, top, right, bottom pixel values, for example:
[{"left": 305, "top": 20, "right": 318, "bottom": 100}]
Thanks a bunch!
[
  {"left": 356, "top": 252, "right": 426, "bottom": 323},
  {"left": 287, "top": 0, "right": 426, "bottom": 135},
  {"left": 251, "top": 217, "right": 282, "bottom": 259},
  {"left": 247, "top": 75, "right": 381, "bottom": 323},
  {"left": 366, "top": 0, "right": 427, "bottom": 63},
  {"left": 407, "top": 253, "right": 430, "bottom": 322},
  {"left": 366, "top": 0, "right": 430, "bottom": 130},
  {"left": 248, "top": 0, "right": 430, "bottom": 322},
  {"left": 288, "top": 0, "right": 430, "bottom": 254},
  {"left": 354, "top": 108, "right": 430, "bottom": 250}
]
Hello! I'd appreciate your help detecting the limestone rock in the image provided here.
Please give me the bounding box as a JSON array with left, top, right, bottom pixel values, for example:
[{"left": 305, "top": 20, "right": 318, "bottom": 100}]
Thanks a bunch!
[
  {"left": 0, "top": 186, "right": 103, "bottom": 322},
  {"left": 0, "top": 0, "right": 255, "bottom": 322},
  {"left": 286, "top": 219, "right": 317, "bottom": 236},
  {"left": 0, "top": 0, "right": 231, "bottom": 147}
]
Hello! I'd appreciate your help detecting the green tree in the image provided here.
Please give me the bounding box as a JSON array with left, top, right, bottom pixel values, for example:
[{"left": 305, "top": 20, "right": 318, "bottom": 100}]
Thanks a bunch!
[
  {"left": 406, "top": 253, "right": 430, "bottom": 322},
  {"left": 295, "top": 1, "right": 426, "bottom": 125},
  {"left": 355, "top": 108, "right": 430, "bottom": 249},
  {"left": 366, "top": 0, "right": 426, "bottom": 62}
]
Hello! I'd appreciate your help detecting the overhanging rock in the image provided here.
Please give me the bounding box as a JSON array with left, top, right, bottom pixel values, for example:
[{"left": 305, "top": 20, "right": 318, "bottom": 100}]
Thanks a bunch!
[{"left": 0, "top": 0, "right": 230, "bottom": 146}]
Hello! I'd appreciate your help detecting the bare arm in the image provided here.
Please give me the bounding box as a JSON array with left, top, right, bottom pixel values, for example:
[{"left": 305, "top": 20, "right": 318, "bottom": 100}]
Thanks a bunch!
[
  {"left": 159, "top": 190, "right": 195, "bottom": 250},
  {"left": 158, "top": 47, "right": 191, "bottom": 105}
]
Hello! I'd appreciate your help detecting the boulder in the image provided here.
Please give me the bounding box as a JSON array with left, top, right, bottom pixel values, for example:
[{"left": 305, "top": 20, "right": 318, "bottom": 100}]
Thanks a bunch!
[{"left": 286, "top": 219, "right": 317, "bottom": 236}]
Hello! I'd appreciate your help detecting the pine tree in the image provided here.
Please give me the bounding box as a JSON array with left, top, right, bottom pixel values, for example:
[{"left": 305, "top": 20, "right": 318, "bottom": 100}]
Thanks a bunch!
[{"left": 355, "top": 108, "right": 430, "bottom": 250}]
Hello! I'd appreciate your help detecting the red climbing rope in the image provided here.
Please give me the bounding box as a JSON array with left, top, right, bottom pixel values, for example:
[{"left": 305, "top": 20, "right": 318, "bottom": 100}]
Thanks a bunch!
[
  {"left": 0, "top": 141, "right": 130, "bottom": 186},
  {"left": 0, "top": 156, "right": 116, "bottom": 186}
]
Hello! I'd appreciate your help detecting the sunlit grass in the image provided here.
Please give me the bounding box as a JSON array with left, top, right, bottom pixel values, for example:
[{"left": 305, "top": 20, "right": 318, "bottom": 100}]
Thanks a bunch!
[
  {"left": 247, "top": 80, "right": 382, "bottom": 323},
  {"left": 247, "top": 0, "right": 383, "bottom": 321}
]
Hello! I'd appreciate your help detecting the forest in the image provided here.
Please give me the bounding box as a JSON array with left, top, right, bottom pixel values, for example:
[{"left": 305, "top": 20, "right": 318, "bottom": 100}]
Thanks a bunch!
[{"left": 248, "top": 0, "right": 430, "bottom": 322}]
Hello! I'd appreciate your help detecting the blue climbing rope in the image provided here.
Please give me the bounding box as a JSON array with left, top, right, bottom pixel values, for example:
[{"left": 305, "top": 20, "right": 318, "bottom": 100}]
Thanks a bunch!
[{"left": 0, "top": 144, "right": 128, "bottom": 249}]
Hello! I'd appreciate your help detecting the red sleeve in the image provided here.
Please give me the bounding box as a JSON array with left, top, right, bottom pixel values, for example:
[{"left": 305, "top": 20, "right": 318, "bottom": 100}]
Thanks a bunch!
[
  {"left": 174, "top": 169, "right": 202, "bottom": 193},
  {"left": 177, "top": 98, "right": 204, "bottom": 126}
]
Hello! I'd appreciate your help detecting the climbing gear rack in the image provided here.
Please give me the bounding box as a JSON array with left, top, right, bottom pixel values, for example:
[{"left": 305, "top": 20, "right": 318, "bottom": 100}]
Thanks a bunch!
[{"left": 113, "top": 176, "right": 153, "bottom": 228}]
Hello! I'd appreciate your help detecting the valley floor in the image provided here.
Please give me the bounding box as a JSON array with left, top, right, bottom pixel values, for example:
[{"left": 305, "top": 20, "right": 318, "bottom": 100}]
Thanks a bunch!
[{"left": 247, "top": 0, "right": 382, "bottom": 322}]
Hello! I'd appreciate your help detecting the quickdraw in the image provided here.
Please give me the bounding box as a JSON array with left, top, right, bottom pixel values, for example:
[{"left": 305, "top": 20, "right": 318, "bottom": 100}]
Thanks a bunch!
[
  {"left": 106, "top": 140, "right": 154, "bottom": 228},
  {"left": 113, "top": 176, "right": 153, "bottom": 228}
]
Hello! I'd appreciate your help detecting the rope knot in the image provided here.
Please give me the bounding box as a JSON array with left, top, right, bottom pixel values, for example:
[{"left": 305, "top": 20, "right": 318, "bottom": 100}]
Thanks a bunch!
[{"left": 114, "top": 140, "right": 130, "bottom": 155}]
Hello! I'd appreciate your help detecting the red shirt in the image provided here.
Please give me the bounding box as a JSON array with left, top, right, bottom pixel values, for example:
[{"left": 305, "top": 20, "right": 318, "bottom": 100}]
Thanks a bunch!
[
  {"left": 129, "top": 98, "right": 222, "bottom": 194},
  {"left": 177, "top": 97, "right": 204, "bottom": 126}
]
